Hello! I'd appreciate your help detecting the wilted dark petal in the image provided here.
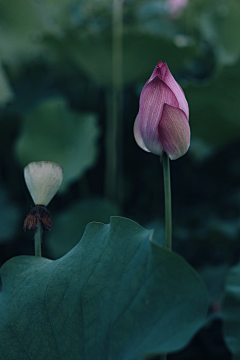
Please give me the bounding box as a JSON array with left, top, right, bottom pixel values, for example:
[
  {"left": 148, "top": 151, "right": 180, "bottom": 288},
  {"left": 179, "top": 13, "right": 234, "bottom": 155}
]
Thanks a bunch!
[
  {"left": 160, "top": 63, "right": 189, "bottom": 119},
  {"left": 159, "top": 104, "right": 190, "bottom": 160},
  {"left": 133, "top": 116, "right": 150, "bottom": 153},
  {"left": 23, "top": 205, "right": 52, "bottom": 232},
  {"left": 23, "top": 211, "right": 40, "bottom": 231},
  {"left": 138, "top": 78, "right": 178, "bottom": 155}
]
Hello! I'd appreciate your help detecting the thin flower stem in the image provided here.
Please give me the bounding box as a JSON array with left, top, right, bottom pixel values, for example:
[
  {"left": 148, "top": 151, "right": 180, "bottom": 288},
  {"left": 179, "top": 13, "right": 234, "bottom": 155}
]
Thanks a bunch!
[
  {"left": 162, "top": 152, "right": 172, "bottom": 251},
  {"left": 160, "top": 153, "right": 172, "bottom": 360},
  {"left": 34, "top": 222, "right": 42, "bottom": 257}
]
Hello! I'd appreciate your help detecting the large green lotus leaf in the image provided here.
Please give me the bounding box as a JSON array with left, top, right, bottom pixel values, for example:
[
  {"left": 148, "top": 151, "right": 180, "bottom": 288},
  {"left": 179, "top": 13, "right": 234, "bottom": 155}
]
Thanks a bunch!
[
  {"left": 45, "top": 30, "right": 195, "bottom": 86},
  {"left": 47, "top": 198, "right": 120, "bottom": 259},
  {"left": 186, "top": 61, "right": 240, "bottom": 148},
  {"left": 0, "top": 217, "right": 209, "bottom": 359},
  {"left": 222, "top": 261, "right": 240, "bottom": 359},
  {"left": 15, "top": 98, "right": 100, "bottom": 191}
]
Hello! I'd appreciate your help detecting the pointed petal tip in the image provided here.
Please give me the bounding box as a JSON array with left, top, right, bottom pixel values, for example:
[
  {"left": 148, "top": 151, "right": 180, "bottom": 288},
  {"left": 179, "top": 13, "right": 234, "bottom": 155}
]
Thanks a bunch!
[{"left": 157, "top": 60, "right": 164, "bottom": 67}]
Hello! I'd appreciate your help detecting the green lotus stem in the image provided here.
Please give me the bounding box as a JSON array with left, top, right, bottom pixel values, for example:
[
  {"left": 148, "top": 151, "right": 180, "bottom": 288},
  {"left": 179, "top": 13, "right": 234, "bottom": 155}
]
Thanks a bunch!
[
  {"left": 160, "top": 152, "right": 172, "bottom": 360},
  {"left": 162, "top": 152, "right": 172, "bottom": 251},
  {"left": 34, "top": 222, "right": 42, "bottom": 257},
  {"left": 105, "top": 0, "right": 123, "bottom": 203}
]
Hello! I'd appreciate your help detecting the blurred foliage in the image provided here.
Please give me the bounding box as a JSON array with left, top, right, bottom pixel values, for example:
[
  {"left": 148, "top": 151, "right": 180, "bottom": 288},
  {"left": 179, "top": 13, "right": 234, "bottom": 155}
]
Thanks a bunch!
[
  {"left": 0, "top": 0, "right": 240, "bottom": 358},
  {"left": 0, "top": 63, "right": 13, "bottom": 106},
  {"left": 0, "top": 0, "right": 50, "bottom": 62},
  {"left": 198, "top": 0, "right": 240, "bottom": 65},
  {"left": 44, "top": 29, "right": 196, "bottom": 85},
  {"left": 46, "top": 197, "right": 120, "bottom": 259},
  {"left": 186, "top": 60, "right": 240, "bottom": 148},
  {"left": 15, "top": 97, "right": 100, "bottom": 191},
  {"left": 222, "top": 261, "right": 240, "bottom": 359},
  {"left": 0, "top": 182, "right": 21, "bottom": 243}
]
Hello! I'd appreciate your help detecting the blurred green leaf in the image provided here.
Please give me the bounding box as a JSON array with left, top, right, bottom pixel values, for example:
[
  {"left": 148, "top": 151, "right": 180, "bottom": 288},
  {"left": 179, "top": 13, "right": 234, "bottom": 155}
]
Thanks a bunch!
[
  {"left": 186, "top": 61, "right": 240, "bottom": 148},
  {"left": 180, "top": 0, "right": 240, "bottom": 66},
  {"left": 0, "top": 182, "right": 20, "bottom": 242},
  {"left": 0, "top": 63, "right": 13, "bottom": 106},
  {"left": 0, "top": 217, "right": 209, "bottom": 359},
  {"left": 0, "top": 0, "right": 49, "bottom": 62},
  {"left": 135, "top": 1, "right": 177, "bottom": 37},
  {"left": 199, "top": 0, "right": 240, "bottom": 65},
  {"left": 199, "top": 264, "right": 229, "bottom": 304},
  {"left": 178, "top": 0, "right": 212, "bottom": 34},
  {"left": 45, "top": 30, "right": 195, "bottom": 85},
  {"left": 40, "top": 0, "right": 78, "bottom": 29},
  {"left": 122, "top": 31, "right": 195, "bottom": 85},
  {"left": 15, "top": 97, "right": 100, "bottom": 191},
  {"left": 47, "top": 198, "right": 120, "bottom": 259},
  {"left": 222, "top": 261, "right": 240, "bottom": 359}
]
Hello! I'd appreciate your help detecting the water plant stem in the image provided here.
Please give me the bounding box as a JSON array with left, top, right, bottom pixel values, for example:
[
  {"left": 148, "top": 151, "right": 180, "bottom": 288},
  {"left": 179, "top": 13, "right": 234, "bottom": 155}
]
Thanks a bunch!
[
  {"left": 162, "top": 152, "right": 172, "bottom": 251},
  {"left": 34, "top": 222, "right": 42, "bottom": 257},
  {"left": 160, "top": 153, "right": 172, "bottom": 360}
]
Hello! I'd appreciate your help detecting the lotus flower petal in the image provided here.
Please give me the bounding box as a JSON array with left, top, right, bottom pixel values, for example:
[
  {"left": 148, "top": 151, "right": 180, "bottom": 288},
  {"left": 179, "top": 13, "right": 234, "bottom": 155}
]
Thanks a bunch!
[
  {"left": 138, "top": 78, "right": 178, "bottom": 155},
  {"left": 159, "top": 104, "right": 190, "bottom": 160},
  {"left": 159, "top": 62, "right": 189, "bottom": 118},
  {"left": 133, "top": 116, "right": 150, "bottom": 153}
]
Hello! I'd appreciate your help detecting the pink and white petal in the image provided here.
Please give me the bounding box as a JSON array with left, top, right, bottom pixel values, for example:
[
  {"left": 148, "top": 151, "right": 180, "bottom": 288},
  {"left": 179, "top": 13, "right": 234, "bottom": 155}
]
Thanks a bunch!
[
  {"left": 138, "top": 78, "right": 178, "bottom": 155},
  {"left": 133, "top": 116, "right": 150, "bottom": 153},
  {"left": 159, "top": 104, "right": 190, "bottom": 160},
  {"left": 161, "top": 63, "right": 189, "bottom": 119}
]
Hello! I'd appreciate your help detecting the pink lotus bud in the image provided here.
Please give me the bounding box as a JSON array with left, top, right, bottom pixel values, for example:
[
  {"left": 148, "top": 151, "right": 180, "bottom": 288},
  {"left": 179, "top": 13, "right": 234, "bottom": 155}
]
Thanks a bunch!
[{"left": 134, "top": 61, "right": 190, "bottom": 160}]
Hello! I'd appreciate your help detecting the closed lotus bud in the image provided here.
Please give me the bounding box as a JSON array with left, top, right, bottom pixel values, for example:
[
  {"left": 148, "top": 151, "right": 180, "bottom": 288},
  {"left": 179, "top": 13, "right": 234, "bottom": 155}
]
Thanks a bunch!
[
  {"left": 23, "top": 161, "right": 63, "bottom": 233},
  {"left": 24, "top": 161, "right": 63, "bottom": 206},
  {"left": 134, "top": 61, "right": 190, "bottom": 160}
]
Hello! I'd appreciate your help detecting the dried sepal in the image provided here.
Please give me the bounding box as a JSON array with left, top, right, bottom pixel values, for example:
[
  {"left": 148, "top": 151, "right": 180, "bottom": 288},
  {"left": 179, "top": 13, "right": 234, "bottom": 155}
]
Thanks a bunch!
[{"left": 23, "top": 205, "right": 52, "bottom": 232}]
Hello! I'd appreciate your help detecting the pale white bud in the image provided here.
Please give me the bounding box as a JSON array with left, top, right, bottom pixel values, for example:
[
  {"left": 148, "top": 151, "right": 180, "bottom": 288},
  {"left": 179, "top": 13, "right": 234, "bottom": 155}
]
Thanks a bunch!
[{"left": 24, "top": 161, "right": 63, "bottom": 206}]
